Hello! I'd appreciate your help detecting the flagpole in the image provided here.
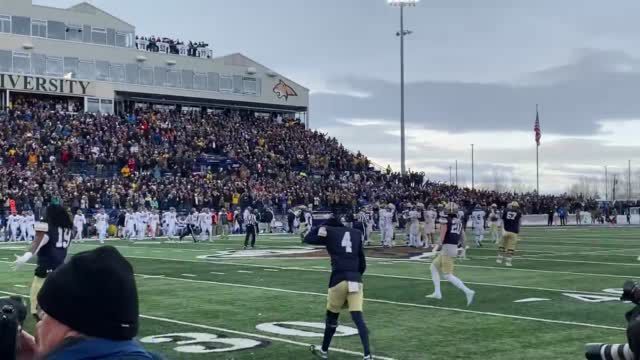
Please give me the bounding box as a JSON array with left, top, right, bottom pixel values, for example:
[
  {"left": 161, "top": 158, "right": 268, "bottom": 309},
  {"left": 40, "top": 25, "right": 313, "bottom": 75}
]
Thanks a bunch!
[{"left": 536, "top": 104, "right": 540, "bottom": 194}]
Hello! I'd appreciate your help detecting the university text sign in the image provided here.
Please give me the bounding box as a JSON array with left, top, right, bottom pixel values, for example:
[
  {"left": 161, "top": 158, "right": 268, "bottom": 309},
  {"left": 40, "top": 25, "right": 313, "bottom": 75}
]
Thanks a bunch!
[{"left": 0, "top": 73, "right": 92, "bottom": 96}]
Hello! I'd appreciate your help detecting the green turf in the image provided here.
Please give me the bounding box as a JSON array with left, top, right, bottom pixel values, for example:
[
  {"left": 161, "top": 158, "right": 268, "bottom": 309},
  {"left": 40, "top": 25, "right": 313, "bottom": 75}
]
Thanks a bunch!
[{"left": 1, "top": 226, "right": 637, "bottom": 359}]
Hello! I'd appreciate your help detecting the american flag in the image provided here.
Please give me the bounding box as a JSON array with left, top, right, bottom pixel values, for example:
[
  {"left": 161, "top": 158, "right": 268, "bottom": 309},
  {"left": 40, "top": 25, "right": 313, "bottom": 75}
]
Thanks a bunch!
[{"left": 534, "top": 107, "right": 541, "bottom": 146}]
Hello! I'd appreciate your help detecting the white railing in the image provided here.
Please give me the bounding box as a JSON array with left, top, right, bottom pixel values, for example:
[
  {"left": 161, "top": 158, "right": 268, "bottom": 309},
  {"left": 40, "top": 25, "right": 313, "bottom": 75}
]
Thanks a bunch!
[{"left": 135, "top": 39, "right": 213, "bottom": 59}]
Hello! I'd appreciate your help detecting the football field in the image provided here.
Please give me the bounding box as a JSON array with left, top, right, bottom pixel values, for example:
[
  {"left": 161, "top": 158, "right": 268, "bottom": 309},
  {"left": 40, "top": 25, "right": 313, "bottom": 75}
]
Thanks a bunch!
[{"left": 0, "top": 226, "right": 638, "bottom": 359}]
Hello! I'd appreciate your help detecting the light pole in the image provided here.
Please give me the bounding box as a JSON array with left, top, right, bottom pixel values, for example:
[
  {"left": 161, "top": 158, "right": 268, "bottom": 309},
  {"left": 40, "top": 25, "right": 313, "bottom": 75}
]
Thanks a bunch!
[{"left": 388, "top": 0, "right": 418, "bottom": 176}]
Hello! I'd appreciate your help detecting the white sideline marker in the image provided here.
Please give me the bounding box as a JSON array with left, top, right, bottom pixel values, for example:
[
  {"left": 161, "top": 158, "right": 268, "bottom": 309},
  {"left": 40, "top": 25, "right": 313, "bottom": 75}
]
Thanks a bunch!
[
  {"left": 181, "top": 274, "right": 197, "bottom": 277},
  {"left": 237, "top": 270, "right": 253, "bottom": 274},
  {"left": 514, "top": 298, "right": 550, "bottom": 303},
  {"left": 264, "top": 269, "right": 279, "bottom": 272},
  {"left": 13, "top": 284, "right": 26, "bottom": 288},
  {"left": 210, "top": 272, "right": 225, "bottom": 275}
]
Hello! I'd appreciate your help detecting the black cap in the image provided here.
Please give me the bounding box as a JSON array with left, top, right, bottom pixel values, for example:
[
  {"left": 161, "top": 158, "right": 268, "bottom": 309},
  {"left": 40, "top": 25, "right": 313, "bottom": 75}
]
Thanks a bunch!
[{"left": 38, "top": 246, "right": 139, "bottom": 340}]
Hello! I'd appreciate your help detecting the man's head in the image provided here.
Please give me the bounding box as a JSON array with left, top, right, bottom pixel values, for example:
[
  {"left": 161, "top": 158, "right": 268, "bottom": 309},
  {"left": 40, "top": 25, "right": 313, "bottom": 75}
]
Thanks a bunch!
[{"left": 36, "top": 246, "right": 139, "bottom": 355}]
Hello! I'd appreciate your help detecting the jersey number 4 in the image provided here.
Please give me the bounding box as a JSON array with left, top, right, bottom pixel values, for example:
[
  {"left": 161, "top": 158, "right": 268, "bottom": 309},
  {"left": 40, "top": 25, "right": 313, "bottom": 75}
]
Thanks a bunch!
[
  {"left": 55, "top": 228, "right": 72, "bottom": 249},
  {"left": 341, "top": 232, "right": 353, "bottom": 253}
]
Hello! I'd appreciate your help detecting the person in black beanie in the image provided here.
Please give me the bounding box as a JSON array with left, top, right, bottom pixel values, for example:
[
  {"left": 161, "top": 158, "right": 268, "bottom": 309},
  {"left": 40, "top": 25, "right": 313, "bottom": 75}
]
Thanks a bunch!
[{"left": 17, "top": 246, "right": 161, "bottom": 360}]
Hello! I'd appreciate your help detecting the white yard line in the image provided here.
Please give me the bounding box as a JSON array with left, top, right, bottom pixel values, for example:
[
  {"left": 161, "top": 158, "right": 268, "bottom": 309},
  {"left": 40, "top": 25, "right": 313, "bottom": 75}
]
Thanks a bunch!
[
  {"left": 137, "top": 275, "right": 625, "bottom": 332},
  {"left": 0, "top": 289, "right": 385, "bottom": 359},
  {"left": 369, "top": 258, "right": 635, "bottom": 279},
  {"left": 140, "top": 314, "right": 396, "bottom": 360},
  {"left": 180, "top": 274, "right": 197, "bottom": 277},
  {"left": 120, "top": 254, "right": 634, "bottom": 289}
]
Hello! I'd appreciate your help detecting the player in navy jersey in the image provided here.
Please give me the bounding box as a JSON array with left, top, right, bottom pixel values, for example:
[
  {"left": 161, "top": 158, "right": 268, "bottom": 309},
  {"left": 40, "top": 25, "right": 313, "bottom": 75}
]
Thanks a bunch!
[
  {"left": 304, "top": 212, "right": 372, "bottom": 360},
  {"left": 497, "top": 201, "right": 523, "bottom": 267},
  {"left": 13, "top": 199, "right": 74, "bottom": 319},
  {"left": 426, "top": 202, "right": 475, "bottom": 306}
]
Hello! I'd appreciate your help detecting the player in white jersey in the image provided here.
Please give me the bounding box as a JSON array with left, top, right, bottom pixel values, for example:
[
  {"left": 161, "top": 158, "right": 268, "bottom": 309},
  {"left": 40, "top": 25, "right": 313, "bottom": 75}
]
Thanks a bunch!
[
  {"left": 406, "top": 206, "right": 421, "bottom": 247},
  {"left": 148, "top": 210, "right": 160, "bottom": 239},
  {"left": 94, "top": 208, "right": 109, "bottom": 244},
  {"left": 487, "top": 204, "right": 502, "bottom": 244},
  {"left": 18, "top": 211, "right": 29, "bottom": 242},
  {"left": 198, "top": 208, "right": 213, "bottom": 241},
  {"left": 25, "top": 210, "right": 35, "bottom": 243},
  {"left": 8, "top": 212, "right": 19, "bottom": 242},
  {"left": 167, "top": 208, "right": 177, "bottom": 238},
  {"left": 124, "top": 209, "right": 136, "bottom": 241},
  {"left": 380, "top": 204, "right": 395, "bottom": 248},
  {"left": 73, "top": 210, "right": 86, "bottom": 242},
  {"left": 424, "top": 205, "right": 437, "bottom": 248},
  {"left": 471, "top": 205, "right": 486, "bottom": 247},
  {"left": 136, "top": 209, "right": 149, "bottom": 240}
]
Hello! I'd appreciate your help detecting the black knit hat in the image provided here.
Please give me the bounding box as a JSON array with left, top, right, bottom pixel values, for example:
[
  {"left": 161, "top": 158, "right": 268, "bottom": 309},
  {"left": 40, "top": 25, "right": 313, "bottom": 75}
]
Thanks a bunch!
[{"left": 38, "top": 246, "right": 139, "bottom": 340}]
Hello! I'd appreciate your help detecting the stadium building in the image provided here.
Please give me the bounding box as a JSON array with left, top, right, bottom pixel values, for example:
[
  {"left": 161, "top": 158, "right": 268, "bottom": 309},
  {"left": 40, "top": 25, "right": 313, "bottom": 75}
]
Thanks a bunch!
[{"left": 0, "top": 0, "right": 309, "bottom": 123}]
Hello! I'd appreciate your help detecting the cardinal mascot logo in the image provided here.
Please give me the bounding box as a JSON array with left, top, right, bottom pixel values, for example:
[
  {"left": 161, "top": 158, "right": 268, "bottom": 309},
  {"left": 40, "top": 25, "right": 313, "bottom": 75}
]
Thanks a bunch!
[{"left": 273, "top": 80, "right": 298, "bottom": 101}]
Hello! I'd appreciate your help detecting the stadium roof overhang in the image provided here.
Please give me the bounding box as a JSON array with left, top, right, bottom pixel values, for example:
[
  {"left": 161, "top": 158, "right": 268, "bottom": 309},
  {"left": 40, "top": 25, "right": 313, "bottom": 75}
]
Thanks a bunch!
[{"left": 115, "top": 91, "right": 307, "bottom": 113}]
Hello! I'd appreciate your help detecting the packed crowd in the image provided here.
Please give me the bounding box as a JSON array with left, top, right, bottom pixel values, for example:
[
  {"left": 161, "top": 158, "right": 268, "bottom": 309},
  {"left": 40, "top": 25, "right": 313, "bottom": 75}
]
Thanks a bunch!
[
  {"left": 0, "top": 100, "right": 601, "bottom": 220},
  {"left": 135, "top": 35, "right": 212, "bottom": 58}
]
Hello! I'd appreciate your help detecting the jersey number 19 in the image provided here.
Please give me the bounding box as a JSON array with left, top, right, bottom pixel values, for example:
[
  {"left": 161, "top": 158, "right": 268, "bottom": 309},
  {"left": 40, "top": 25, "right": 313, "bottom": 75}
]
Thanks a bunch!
[{"left": 55, "top": 228, "right": 72, "bottom": 249}]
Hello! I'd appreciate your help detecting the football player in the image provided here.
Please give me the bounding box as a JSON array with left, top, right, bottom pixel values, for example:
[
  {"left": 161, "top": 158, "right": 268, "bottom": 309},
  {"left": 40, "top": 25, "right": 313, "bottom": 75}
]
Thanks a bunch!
[
  {"left": 148, "top": 209, "right": 160, "bottom": 240},
  {"left": 73, "top": 210, "right": 86, "bottom": 242},
  {"left": 124, "top": 209, "right": 136, "bottom": 241},
  {"left": 497, "top": 202, "right": 522, "bottom": 267},
  {"left": 179, "top": 209, "right": 199, "bottom": 243},
  {"left": 427, "top": 202, "right": 475, "bottom": 305},
  {"left": 380, "top": 204, "right": 395, "bottom": 248},
  {"left": 25, "top": 210, "right": 35, "bottom": 243},
  {"left": 137, "top": 208, "right": 149, "bottom": 241},
  {"left": 406, "top": 205, "right": 421, "bottom": 247},
  {"left": 94, "top": 208, "right": 109, "bottom": 244},
  {"left": 8, "top": 211, "right": 19, "bottom": 242},
  {"left": 304, "top": 212, "right": 372, "bottom": 360},
  {"left": 471, "top": 204, "right": 486, "bottom": 247},
  {"left": 424, "top": 204, "right": 437, "bottom": 248},
  {"left": 13, "top": 199, "right": 74, "bottom": 320},
  {"left": 488, "top": 204, "right": 502, "bottom": 244},
  {"left": 199, "top": 208, "right": 213, "bottom": 242},
  {"left": 19, "top": 211, "right": 29, "bottom": 242}
]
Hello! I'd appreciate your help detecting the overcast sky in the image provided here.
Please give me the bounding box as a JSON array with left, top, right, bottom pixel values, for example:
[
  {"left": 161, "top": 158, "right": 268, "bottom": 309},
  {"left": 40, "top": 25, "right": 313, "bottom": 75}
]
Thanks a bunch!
[{"left": 36, "top": 0, "right": 640, "bottom": 194}]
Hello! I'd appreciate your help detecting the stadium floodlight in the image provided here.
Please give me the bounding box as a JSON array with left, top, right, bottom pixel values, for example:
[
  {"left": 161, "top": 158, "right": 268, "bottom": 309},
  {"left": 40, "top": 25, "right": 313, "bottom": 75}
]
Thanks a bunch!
[
  {"left": 388, "top": 0, "right": 420, "bottom": 6},
  {"left": 388, "top": 0, "right": 418, "bottom": 176}
]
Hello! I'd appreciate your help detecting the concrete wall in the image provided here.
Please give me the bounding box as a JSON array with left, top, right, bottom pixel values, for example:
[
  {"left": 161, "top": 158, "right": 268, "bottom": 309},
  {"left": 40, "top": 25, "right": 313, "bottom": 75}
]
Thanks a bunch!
[{"left": 0, "top": 33, "right": 309, "bottom": 109}]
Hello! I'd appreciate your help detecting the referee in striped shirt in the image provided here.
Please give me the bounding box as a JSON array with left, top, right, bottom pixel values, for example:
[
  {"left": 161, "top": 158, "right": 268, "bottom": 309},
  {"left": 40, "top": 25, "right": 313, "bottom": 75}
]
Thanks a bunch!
[{"left": 243, "top": 208, "right": 257, "bottom": 249}]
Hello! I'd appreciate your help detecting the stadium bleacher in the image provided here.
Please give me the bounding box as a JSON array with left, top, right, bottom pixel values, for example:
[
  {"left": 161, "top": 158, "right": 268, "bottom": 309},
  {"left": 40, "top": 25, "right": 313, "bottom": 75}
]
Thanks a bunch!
[{"left": 0, "top": 100, "right": 603, "bottom": 219}]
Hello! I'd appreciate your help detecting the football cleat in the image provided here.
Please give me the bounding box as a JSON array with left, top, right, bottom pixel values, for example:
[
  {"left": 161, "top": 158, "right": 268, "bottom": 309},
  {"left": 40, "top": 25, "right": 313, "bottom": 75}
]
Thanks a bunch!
[
  {"left": 466, "top": 290, "right": 475, "bottom": 306},
  {"left": 364, "top": 355, "right": 373, "bottom": 360},
  {"left": 426, "top": 293, "right": 442, "bottom": 300},
  {"left": 310, "top": 345, "right": 328, "bottom": 359}
]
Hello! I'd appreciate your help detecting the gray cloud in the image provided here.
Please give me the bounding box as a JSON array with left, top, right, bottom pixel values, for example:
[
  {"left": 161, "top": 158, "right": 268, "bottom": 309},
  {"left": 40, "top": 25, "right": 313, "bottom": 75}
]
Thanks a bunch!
[{"left": 311, "top": 49, "right": 640, "bottom": 135}]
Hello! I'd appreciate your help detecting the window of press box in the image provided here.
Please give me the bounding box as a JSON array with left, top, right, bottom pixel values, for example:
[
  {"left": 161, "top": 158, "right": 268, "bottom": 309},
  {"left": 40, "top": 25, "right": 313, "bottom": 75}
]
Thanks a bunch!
[
  {"left": 31, "top": 19, "right": 46, "bottom": 38},
  {"left": 115, "top": 32, "right": 127, "bottom": 47},
  {"left": 11, "top": 16, "right": 30, "bottom": 36},
  {"left": 0, "top": 15, "right": 10, "bottom": 33},
  {"left": 77, "top": 60, "right": 95, "bottom": 80},
  {"left": 96, "top": 61, "right": 110, "bottom": 81},
  {"left": 91, "top": 27, "right": 107, "bottom": 45},
  {"left": 47, "top": 21, "right": 65, "bottom": 40},
  {"left": 110, "top": 63, "right": 125, "bottom": 82},
  {"left": 12, "top": 52, "right": 30, "bottom": 74},
  {"left": 0, "top": 50, "right": 12, "bottom": 72},
  {"left": 220, "top": 75, "right": 233, "bottom": 92},
  {"left": 46, "top": 56, "right": 63, "bottom": 76},
  {"left": 65, "top": 24, "right": 83, "bottom": 42}
]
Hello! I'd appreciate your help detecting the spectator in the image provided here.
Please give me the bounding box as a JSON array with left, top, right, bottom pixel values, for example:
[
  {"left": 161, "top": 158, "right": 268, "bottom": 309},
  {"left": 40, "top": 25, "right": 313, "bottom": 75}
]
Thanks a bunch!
[{"left": 17, "top": 246, "right": 159, "bottom": 359}]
